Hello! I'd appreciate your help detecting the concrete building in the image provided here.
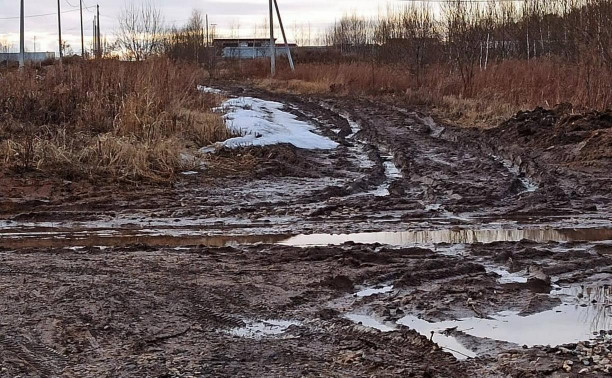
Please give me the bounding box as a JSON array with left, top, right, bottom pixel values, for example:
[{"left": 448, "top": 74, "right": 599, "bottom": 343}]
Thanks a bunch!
[
  {"left": 212, "top": 38, "right": 296, "bottom": 59},
  {"left": 0, "top": 52, "right": 56, "bottom": 64}
]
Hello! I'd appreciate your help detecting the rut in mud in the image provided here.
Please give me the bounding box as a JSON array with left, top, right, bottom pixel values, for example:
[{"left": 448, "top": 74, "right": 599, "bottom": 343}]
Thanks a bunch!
[
  {"left": 1, "top": 85, "right": 611, "bottom": 377},
  {"left": 2, "top": 86, "right": 609, "bottom": 239}
]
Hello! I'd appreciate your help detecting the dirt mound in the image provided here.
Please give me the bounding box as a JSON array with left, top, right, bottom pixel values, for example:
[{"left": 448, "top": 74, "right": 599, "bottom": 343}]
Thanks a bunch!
[{"left": 494, "top": 106, "right": 612, "bottom": 168}]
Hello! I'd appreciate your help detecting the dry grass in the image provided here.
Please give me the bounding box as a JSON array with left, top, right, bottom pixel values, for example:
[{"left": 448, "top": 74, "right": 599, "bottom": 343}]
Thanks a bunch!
[
  {"left": 238, "top": 58, "right": 611, "bottom": 128},
  {"left": 0, "top": 59, "right": 229, "bottom": 182}
]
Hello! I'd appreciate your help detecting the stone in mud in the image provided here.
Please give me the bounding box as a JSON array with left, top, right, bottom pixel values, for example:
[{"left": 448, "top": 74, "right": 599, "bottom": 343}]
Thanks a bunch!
[
  {"left": 519, "top": 295, "right": 562, "bottom": 316},
  {"left": 507, "top": 178, "right": 529, "bottom": 195},
  {"left": 319, "top": 275, "right": 354, "bottom": 292},
  {"left": 493, "top": 250, "right": 514, "bottom": 263},
  {"left": 526, "top": 264, "right": 551, "bottom": 292}
]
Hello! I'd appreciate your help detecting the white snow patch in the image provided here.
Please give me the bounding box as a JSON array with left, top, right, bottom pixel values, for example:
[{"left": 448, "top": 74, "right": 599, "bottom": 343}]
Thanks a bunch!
[
  {"left": 197, "top": 85, "right": 223, "bottom": 94},
  {"left": 228, "top": 319, "right": 301, "bottom": 339},
  {"left": 198, "top": 146, "right": 217, "bottom": 154},
  {"left": 181, "top": 171, "right": 199, "bottom": 176},
  {"left": 201, "top": 97, "right": 338, "bottom": 152},
  {"left": 355, "top": 285, "right": 394, "bottom": 297}
]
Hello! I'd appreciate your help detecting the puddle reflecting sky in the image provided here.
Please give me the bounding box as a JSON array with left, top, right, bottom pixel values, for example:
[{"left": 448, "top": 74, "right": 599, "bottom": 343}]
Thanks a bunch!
[
  {"left": 344, "top": 285, "right": 612, "bottom": 360},
  {"left": 398, "top": 302, "right": 612, "bottom": 351},
  {"left": 281, "top": 227, "right": 612, "bottom": 247},
  {"left": 1, "top": 226, "right": 611, "bottom": 249}
]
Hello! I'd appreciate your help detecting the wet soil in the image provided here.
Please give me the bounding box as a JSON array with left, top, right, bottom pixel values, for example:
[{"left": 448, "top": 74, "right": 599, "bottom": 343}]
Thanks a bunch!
[{"left": 1, "top": 85, "right": 611, "bottom": 377}]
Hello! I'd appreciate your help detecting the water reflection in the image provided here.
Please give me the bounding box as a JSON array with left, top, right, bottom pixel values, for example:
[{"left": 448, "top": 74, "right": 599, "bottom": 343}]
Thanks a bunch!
[
  {"left": 554, "top": 285, "right": 612, "bottom": 332},
  {"left": 390, "top": 285, "right": 612, "bottom": 360},
  {"left": 397, "top": 303, "right": 612, "bottom": 359},
  {"left": 0, "top": 233, "right": 289, "bottom": 249},
  {"left": 281, "top": 227, "right": 612, "bottom": 247},
  {"left": 1, "top": 226, "right": 611, "bottom": 250}
]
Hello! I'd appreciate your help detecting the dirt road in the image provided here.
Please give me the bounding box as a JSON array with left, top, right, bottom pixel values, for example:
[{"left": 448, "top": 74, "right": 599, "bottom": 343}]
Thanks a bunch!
[{"left": 1, "top": 85, "right": 611, "bottom": 377}]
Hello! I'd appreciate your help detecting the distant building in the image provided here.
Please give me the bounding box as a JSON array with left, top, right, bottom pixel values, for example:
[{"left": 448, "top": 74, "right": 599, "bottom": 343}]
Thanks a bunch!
[
  {"left": 212, "top": 38, "right": 296, "bottom": 59},
  {"left": 0, "top": 52, "right": 56, "bottom": 63}
]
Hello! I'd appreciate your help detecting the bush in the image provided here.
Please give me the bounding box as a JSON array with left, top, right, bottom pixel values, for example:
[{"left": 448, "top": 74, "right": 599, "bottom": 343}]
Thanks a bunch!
[{"left": 0, "top": 58, "right": 228, "bottom": 182}]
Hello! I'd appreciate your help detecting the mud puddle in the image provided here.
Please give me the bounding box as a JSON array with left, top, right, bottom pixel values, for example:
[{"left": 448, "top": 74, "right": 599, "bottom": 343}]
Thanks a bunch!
[
  {"left": 345, "top": 285, "right": 611, "bottom": 360},
  {"left": 370, "top": 152, "right": 402, "bottom": 197},
  {"left": 398, "top": 300, "right": 611, "bottom": 359},
  {"left": 280, "top": 227, "right": 612, "bottom": 247},
  {"left": 1, "top": 226, "right": 611, "bottom": 249},
  {"left": 493, "top": 155, "right": 539, "bottom": 194},
  {"left": 344, "top": 314, "right": 397, "bottom": 333},
  {"left": 0, "top": 231, "right": 289, "bottom": 249}
]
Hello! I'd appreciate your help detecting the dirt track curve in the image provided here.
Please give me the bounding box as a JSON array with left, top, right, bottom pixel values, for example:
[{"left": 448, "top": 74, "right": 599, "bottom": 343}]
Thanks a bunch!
[{"left": 1, "top": 85, "right": 611, "bottom": 377}]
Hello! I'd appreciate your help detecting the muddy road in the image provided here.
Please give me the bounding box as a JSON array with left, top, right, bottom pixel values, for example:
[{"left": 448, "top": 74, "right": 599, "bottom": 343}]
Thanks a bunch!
[{"left": 1, "top": 85, "right": 611, "bottom": 377}]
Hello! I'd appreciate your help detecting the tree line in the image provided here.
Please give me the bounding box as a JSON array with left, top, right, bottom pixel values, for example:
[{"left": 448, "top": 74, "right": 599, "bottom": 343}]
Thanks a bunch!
[{"left": 325, "top": 0, "right": 611, "bottom": 94}]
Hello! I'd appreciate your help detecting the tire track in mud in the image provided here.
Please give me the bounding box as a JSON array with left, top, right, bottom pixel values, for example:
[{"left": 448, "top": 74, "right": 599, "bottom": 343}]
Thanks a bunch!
[
  {"left": 1, "top": 85, "right": 610, "bottom": 245},
  {"left": 275, "top": 93, "right": 545, "bottom": 225},
  {"left": 1, "top": 86, "right": 611, "bottom": 377}
]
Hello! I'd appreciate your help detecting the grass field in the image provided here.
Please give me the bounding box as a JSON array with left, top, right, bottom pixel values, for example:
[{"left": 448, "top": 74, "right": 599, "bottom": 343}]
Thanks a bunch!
[{"left": 0, "top": 59, "right": 228, "bottom": 182}]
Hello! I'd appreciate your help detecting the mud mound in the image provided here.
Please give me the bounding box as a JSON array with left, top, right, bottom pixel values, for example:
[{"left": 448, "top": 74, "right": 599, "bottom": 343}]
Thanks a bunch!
[{"left": 494, "top": 106, "right": 612, "bottom": 168}]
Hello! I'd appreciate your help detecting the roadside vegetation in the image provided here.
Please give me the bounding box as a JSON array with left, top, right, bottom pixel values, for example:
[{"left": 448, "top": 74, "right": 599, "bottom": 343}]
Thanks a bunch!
[
  {"left": 233, "top": 0, "right": 611, "bottom": 127},
  {"left": 0, "top": 59, "right": 228, "bottom": 183},
  {"left": 1, "top": 0, "right": 609, "bottom": 182}
]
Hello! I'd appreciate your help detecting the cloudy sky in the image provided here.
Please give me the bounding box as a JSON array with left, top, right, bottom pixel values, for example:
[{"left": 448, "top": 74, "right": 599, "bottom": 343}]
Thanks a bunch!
[{"left": 0, "top": 0, "right": 405, "bottom": 54}]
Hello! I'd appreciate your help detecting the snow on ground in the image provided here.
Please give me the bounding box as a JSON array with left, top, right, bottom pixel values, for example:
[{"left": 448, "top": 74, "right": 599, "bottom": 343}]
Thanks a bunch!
[
  {"left": 197, "top": 85, "right": 224, "bottom": 94},
  {"left": 354, "top": 285, "right": 394, "bottom": 297},
  {"left": 228, "top": 319, "right": 301, "bottom": 339},
  {"left": 200, "top": 96, "right": 338, "bottom": 152}
]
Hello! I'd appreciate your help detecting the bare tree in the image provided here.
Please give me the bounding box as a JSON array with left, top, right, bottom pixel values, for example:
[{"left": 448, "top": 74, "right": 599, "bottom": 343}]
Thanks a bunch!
[
  {"left": 163, "top": 10, "right": 208, "bottom": 63},
  {"left": 116, "top": 1, "right": 164, "bottom": 61},
  {"left": 0, "top": 38, "right": 12, "bottom": 53},
  {"left": 443, "top": 0, "right": 487, "bottom": 95}
]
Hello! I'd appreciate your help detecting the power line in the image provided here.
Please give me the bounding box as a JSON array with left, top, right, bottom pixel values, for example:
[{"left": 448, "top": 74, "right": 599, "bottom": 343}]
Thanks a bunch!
[
  {"left": 65, "top": 0, "right": 96, "bottom": 13},
  {"left": 0, "top": 8, "right": 82, "bottom": 21},
  {"left": 82, "top": 0, "right": 96, "bottom": 13}
]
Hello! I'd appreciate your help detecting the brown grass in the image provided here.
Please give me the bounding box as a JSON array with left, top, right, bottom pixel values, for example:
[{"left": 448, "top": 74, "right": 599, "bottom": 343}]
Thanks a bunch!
[
  {"left": 235, "top": 58, "right": 611, "bottom": 128},
  {"left": 0, "top": 59, "right": 229, "bottom": 182}
]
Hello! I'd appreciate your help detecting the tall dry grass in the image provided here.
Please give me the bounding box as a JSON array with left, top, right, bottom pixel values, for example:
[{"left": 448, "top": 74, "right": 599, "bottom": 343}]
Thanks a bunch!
[
  {"left": 241, "top": 57, "right": 611, "bottom": 127},
  {"left": 0, "top": 59, "right": 228, "bottom": 182},
  {"left": 239, "top": 0, "right": 611, "bottom": 127}
]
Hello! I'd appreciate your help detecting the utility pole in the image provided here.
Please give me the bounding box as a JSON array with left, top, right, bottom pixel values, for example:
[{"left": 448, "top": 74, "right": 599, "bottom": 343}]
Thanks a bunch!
[
  {"left": 206, "top": 14, "right": 209, "bottom": 47},
  {"left": 80, "top": 0, "right": 85, "bottom": 57},
  {"left": 96, "top": 5, "right": 101, "bottom": 58},
  {"left": 19, "top": 0, "right": 25, "bottom": 68},
  {"left": 273, "top": 0, "right": 294, "bottom": 72},
  {"left": 58, "top": 0, "right": 63, "bottom": 61},
  {"left": 33, "top": 36, "right": 36, "bottom": 52},
  {"left": 93, "top": 16, "right": 97, "bottom": 57},
  {"left": 269, "top": 0, "right": 275, "bottom": 76}
]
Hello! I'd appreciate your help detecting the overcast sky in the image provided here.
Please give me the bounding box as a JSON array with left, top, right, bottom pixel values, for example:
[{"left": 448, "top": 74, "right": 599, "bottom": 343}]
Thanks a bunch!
[{"left": 0, "top": 0, "right": 404, "bottom": 54}]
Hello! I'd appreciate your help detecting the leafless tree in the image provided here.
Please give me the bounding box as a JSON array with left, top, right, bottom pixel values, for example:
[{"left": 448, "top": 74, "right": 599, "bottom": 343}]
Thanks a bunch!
[
  {"left": 0, "top": 39, "right": 11, "bottom": 53},
  {"left": 326, "top": 14, "right": 376, "bottom": 58},
  {"left": 116, "top": 1, "right": 164, "bottom": 61},
  {"left": 442, "top": 0, "right": 488, "bottom": 95}
]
